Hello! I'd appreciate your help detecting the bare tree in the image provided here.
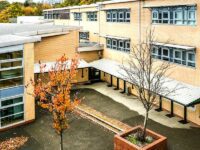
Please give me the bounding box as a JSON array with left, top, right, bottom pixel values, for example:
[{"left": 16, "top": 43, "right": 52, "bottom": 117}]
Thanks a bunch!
[{"left": 120, "top": 29, "right": 179, "bottom": 141}]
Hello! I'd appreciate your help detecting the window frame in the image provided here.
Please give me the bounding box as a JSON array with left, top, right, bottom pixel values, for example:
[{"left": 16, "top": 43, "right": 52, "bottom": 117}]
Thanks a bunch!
[
  {"left": 187, "top": 51, "right": 195, "bottom": 67},
  {"left": 0, "top": 95, "right": 24, "bottom": 128},
  {"left": 161, "top": 47, "right": 170, "bottom": 61},
  {"left": 106, "top": 38, "right": 112, "bottom": 48},
  {"left": 125, "top": 11, "right": 130, "bottom": 22},
  {"left": 173, "top": 49, "right": 182, "bottom": 64},
  {"left": 112, "top": 39, "right": 118, "bottom": 49}
]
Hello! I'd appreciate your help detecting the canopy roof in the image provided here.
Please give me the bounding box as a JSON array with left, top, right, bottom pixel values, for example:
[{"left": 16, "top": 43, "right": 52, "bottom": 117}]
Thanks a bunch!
[
  {"left": 34, "top": 59, "right": 89, "bottom": 74},
  {"left": 90, "top": 59, "right": 200, "bottom": 106}
]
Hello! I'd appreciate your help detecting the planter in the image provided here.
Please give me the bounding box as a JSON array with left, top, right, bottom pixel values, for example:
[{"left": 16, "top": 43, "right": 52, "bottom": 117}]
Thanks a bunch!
[{"left": 114, "top": 126, "right": 167, "bottom": 150}]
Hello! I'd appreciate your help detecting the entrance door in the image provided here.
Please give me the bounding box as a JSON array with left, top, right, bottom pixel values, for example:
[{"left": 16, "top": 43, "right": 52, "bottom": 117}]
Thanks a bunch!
[{"left": 89, "top": 68, "right": 100, "bottom": 82}]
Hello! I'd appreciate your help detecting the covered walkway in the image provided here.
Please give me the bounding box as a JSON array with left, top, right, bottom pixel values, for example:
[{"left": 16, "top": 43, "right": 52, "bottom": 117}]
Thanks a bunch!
[{"left": 89, "top": 58, "right": 200, "bottom": 125}]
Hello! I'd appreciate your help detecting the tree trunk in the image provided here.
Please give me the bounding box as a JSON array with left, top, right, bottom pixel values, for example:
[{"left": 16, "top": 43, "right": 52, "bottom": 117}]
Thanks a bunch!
[
  {"left": 142, "top": 111, "right": 149, "bottom": 141},
  {"left": 60, "top": 131, "right": 63, "bottom": 150}
]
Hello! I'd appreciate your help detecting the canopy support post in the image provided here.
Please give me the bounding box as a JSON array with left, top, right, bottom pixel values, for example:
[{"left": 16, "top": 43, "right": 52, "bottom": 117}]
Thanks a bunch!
[
  {"left": 179, "top": 106, "right": 188, "bottom": 124},
  {"left": 121, "top": 80, "right": 126, "bottom": 94},
  {"left": 155, "top": 95, "right": 163, "bottom": 112},
  {"left": 107, "top": 74, "right": 112, "bottom": 87},
  {"left": 166, "top": 100, "right": 174, "bottom": 118},
  {"left": 114, "top": 78, "right": 119, "bottom": 90}
]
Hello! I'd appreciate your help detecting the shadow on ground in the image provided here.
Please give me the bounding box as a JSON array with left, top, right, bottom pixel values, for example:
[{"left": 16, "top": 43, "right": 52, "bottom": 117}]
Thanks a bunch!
[
  {"left": 73, "top": 88, "right": 200, "bottom": 150},
  {"left": 0, "top": 107, "right": 114, "bottom": 150}
]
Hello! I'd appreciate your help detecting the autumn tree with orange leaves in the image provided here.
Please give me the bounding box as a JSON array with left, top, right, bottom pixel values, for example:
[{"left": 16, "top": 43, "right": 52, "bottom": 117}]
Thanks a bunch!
[{"left": 27, "top": 54, "right": 81, "bottom": 150}]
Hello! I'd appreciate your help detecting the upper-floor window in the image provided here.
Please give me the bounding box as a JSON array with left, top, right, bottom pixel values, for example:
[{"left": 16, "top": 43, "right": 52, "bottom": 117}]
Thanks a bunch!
[
  {"left": 152, "top": 6, "right": 196, "bottom": 25},
  {"left": 87, "top": 12, "right": 97, "bottom": 21},
  {"left": 74, "top": 12, "right": 82, "bottom": 21},
  {"left": 79, "top": 31, "right": 89, "bottom": 40},
  {"left": 106, "top": 9, "right": 130, "bottom": 23},
  {"left": 106, "top": 37, "right": 130, "bottom": 53},
  {"left": 151, "top": 44, "right": 196, "bottom": 67}
]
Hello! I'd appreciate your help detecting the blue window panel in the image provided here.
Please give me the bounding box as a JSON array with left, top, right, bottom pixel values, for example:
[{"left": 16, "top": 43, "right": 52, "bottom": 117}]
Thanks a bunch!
[{"left": 0, "top": 86, "right": 24, "bottom": 99}]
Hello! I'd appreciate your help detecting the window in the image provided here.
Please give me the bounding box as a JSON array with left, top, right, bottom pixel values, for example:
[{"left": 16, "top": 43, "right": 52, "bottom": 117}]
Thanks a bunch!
[
  {"left": 106, "top": 12, "right": 111, "bottom": 22},
  {"left": 106, "top": 38, "right": 130, "bottom": 53},
  {"left": 118, "top": 40, "right": 124, "bottom": 50},
  {"left": 151, "top": 6, "right": 196, "bottom": 25},
  {"left": 125, "top": 11, "right": 130, "bottom": 22},
  {"left": 118, "top": 11, "right": 124, "bottom": 22},
  {"left": 174, "top": 49, "right": 182, "bottom": 64},
  {"left": 152, "top": 10, "right": 159, "bottom": 23},
  {"left": 87, "top": 12, "right": 97, "bottom": 21},
  {"left": 162, "top": 11, "right": 169, "bottom": 24},
  {"left": 74, "top": 12, "right": 82, "bottom": 21},
  {"left": 152, "top": 46, "right": 160, "bottom": 59},
  {"left": 106, "top": 9, "right": 130, "bottom": 23},
  {"left": 106, "top": 38, "right": 111, "bottom": 48},
  {"left": 0, "top": 96, "right": 24, "bottom": 127},
  {"left": 151, "top": 45, "right": 196, "bottom": 67},
  {"left": 112, "top": 40, "right": 117, "bottom": 49},
  {"left": 174, "top": 9, "right": 183, "bottom": 25},
  {"left": 79, "top": 32, "right": 89, "bottom": 40},
  {"left": 0, "top": 50, "right": 23, "bottom": 89},
  {"left": 125, "top": 41, "right": 130, "bottom": 52},
  {"left": 112, "top": 11, "right": 117, "bottom": 22},
  {"left": 187, "top": 52, "right": 195, "bottom": 67},
  {"left": 162, "top": 48, "right": 170, "bottom": 61},
  {"left": 188, "top": 10, "right": 196, "bottom": 25}
]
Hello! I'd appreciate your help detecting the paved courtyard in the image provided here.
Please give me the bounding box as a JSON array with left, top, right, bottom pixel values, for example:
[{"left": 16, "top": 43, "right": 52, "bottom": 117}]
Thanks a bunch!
[
  {"left": 75, "top": 83, "right": 200, "bottom": 150},
  {"left": 1, "top": 82, "right": 199, "bottom": 150},
  {"left": 0, "top": 108, "right": 114, "bottom": 150}
]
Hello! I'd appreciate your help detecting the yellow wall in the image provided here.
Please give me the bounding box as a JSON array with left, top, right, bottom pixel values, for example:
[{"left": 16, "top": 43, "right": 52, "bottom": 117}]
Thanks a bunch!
[
  {"left": 54, "top": 0, "right": 200, "bottom": 86},
  {"left": 34, "top": 30, "right": 79, "bottom": 63},
  {"left": 24, "top": 43, "right": 35, "bottom": 122}
]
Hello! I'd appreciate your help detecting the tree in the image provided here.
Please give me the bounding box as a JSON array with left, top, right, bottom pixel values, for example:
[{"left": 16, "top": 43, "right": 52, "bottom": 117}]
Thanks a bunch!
[
  {"left": 120, "top": 29, "right": 179, "bottom": 141},
  {"left": 0, "top": 1, "right": 10, "bottom": 12},
  {"left": 27, "top": 54, "right": 81, "bottom": 150}
]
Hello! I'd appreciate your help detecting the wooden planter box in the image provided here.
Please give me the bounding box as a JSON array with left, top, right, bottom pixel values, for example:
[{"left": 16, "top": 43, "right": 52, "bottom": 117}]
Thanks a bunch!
[{"left": 114, "top": 126, "right": 167, "bottom": 150}]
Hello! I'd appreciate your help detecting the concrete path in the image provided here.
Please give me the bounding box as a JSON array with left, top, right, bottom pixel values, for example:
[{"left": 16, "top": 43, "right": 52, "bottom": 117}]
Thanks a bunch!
[{"left": 78, "top": 82, "right": 193, "bottom": 129}]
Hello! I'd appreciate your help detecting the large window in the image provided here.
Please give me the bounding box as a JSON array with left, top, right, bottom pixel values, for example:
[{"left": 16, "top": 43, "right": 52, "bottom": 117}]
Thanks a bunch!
[
  {"left": 106, "top": 9, "right": 130, "bottom": 23},
  {"left": 0, "top": 50, "right": 23, "bottom": 89},
  {"left": 151, "top": 45, "right": 196, "bottom": 67},
  {"left": 87, "top": 12, "right": 97, "bottom": 21},
  {"left": 152, "top": 6, "right": 196, "bottom": 25},
  {"left": 106, "top": 38, "right": 130, "bottom": 53},
  {"left": 74, "top": 12, "right": 82, "bottom": 21},
  {"left": 0, "top": 96, "right": 24, "bottom": 127}
]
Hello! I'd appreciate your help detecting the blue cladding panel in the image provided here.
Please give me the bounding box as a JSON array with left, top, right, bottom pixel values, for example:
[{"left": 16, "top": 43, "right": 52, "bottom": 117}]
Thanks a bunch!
[{"left": 0, "top": 86, "right": 24, "bottom": 99}]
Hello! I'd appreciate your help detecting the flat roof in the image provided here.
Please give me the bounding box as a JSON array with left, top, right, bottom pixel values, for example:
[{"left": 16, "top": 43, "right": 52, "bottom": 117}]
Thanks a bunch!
[
  {"left": 0, "top": 35, "right": 41, "bottom": 48},
  {"left": 43, "top": 0, "right": 136, "bottom": 12},
  {"left": 0, "top": 24, "right": 80, "bottom": 36},
  {"left": 90, "top": 58, "right": 200, "bottom": 106},
  {"left": 0, "top": 24, "right": 80, "bottom": 48}
]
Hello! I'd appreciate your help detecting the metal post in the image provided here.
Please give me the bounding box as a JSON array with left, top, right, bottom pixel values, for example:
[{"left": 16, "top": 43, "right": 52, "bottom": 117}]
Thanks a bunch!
[
  {"left": 166, "top": 101, "right": 174, "bottom": 118},
  {"left": 155, "top": 95, "right": 163, "bottom": 112},
  {"left": 121, "top": 80, "right": 126, "bottom": 94},
  {"left": 179, "top": 106, "right": 188, "bottom": 124},
  {"left": 114, "top": 78, "right": 119, "bottom": 90}
]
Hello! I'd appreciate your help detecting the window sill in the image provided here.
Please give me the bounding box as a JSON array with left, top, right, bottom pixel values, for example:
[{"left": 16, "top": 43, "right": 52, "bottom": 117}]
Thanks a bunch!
[{"left": 152, "top": 23, "right": 197, "bottom": 27}]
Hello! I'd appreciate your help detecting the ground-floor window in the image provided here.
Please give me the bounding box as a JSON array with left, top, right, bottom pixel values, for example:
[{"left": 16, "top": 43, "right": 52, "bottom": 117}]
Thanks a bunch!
[{"left": 0, "top": 96, "right": 24, "bottom": 127}]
